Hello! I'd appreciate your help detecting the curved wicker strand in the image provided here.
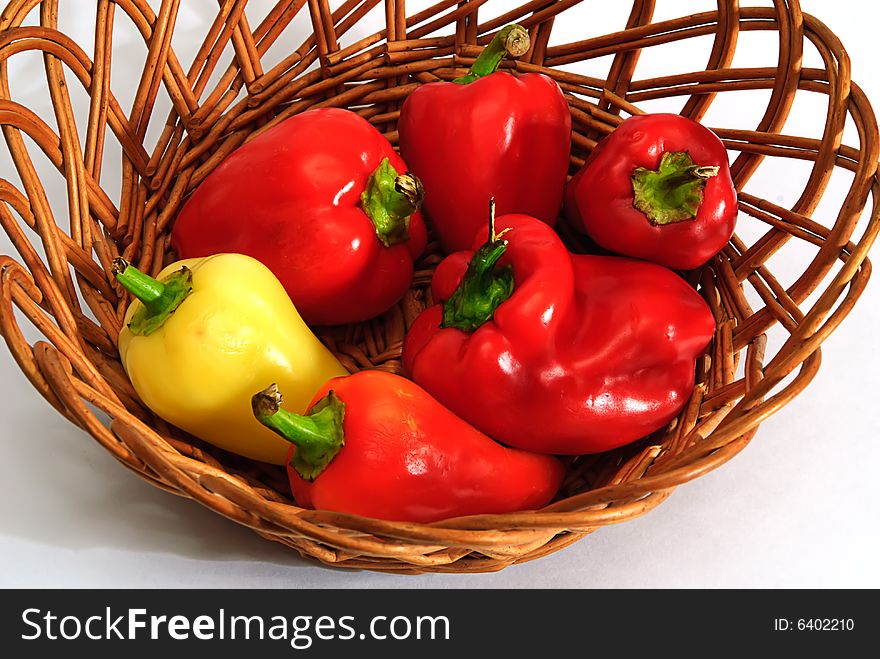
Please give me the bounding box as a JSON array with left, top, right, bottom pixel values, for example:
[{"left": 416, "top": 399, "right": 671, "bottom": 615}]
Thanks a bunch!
[{"left": 680, "top": 0, "right": 740, "bottom": 120}]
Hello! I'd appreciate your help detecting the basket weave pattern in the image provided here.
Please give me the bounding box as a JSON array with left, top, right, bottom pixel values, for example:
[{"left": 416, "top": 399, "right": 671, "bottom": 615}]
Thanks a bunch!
[{"left": 0, "top": 0, "right": 877, "bottom": 573}]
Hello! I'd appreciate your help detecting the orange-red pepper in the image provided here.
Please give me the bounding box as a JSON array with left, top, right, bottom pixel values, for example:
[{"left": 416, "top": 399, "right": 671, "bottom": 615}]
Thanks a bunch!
[{"left": 252, "top": 371, "right": 564, "bottom": 522}]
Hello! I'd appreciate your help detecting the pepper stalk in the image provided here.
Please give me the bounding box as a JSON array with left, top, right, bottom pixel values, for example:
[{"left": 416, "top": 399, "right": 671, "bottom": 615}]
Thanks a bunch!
[
  {"left": 113, "top": 258, "right": 193, "bottom": 336},
  {"left": 360, "top": 158, "right": 425, "bottom": 247},
  {"left": 454, "top": 24, "right": 531, "bottom": 85},
  {"left": 631, "top": 151, "right": 720, "bottom": 226},
  {"left": 441, "top": 199, "right": 515, "bottom": 332},
  {"left": 252, "top": 384, "right": 346, "bottom": 482}
]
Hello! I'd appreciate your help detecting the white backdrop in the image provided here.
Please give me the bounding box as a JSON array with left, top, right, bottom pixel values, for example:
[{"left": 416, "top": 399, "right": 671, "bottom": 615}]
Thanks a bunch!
[{"left": 1, "top": 0, "right": 878, "bottom": 588}]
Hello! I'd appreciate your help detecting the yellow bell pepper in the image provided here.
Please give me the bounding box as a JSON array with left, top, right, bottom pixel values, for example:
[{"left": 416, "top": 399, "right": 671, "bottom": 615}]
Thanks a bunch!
[{"left": 114, "top": 253, "right": 348, "bottom": 464}]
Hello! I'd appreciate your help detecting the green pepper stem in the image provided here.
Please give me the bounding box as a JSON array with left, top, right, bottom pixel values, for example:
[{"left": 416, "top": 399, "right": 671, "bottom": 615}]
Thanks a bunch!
[
  {"left": 360, "top": 157, "right": 425, "bottom": 247},
  {"left": 631, "top": 151, "right": 720, "bottom": 226},
  {"left": 441, "top": 199, "right": 515, "bottom": 333},
  {"left": 454, "top": 24, "right": 531, "bottom": 84},
  {"left": 113, "top": 258, "right": 165, "bottom": 308},
  {"left": 252, "top": 384, "right": 346, "bottom": 482},
  {"left": 113, "top": 258, "right": 193, "bottom": 336}
]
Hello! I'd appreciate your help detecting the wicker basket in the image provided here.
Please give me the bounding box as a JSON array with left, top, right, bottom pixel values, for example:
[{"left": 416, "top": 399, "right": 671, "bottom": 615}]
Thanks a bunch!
[{"left": 0, "top": 0, "right": 877, "bottom": 574}]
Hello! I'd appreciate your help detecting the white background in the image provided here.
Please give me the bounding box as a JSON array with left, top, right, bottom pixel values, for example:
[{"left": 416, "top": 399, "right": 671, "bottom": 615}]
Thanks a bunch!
[{"left": 1, "top": 1, "right": 878, "bottom": 588}]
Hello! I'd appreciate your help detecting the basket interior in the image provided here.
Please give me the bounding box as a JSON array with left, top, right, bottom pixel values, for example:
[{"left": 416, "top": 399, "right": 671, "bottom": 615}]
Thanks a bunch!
[{"left": 0, "top": 0, "right": 877, "bottom": 573}]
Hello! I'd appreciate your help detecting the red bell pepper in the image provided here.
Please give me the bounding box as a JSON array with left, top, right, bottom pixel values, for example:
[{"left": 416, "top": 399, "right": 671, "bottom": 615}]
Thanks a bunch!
[
  {"left": 171, "top": 108, "right": 427, "bottom": 326},
  {"left": 251, "top": 371, "right": 564, "bottom": 523},
  {"left": 402, "top": 208, "right": 716, "bottom": 455},
  {"left": 565, "top": 113, "right": 737, "bottom": 270},
  {"left": 398, "top": 24, "right": 571, "bottom": 253}
]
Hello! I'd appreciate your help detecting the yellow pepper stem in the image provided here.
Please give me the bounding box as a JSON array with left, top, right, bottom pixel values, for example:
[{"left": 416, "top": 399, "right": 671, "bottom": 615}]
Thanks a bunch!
[
  {"left": 113, "top": 258, "right": 193, "bottom": 336},
  {"left": 252, "top": 384, "right": 346, "bottom": 482}
]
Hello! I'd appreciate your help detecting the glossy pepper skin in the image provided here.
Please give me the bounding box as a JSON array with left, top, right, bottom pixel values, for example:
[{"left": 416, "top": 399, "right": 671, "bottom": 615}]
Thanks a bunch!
[
  {"left": 402, "top": 212, "right": 716, "bottom": 455},
  {"left": 171, "top": 108, "right": 427, "bottom": 326},
  {"left": 565, "top": 113, "right": 737, "bottom": 271},
  {"left": 252, "top": 371, "right": 564, "bottom": 523},
  {"left": 115, "top": 254, "right": 347, "bottom": 464},
  {"left": 398, "top": 24, "right": 571, "bottom": 253}
]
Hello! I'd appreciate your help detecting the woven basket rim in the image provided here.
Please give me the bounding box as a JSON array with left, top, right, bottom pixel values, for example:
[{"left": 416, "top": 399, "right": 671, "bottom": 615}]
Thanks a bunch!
[{"left": 0, "top": 0, "right": 878, "bottom": 574}]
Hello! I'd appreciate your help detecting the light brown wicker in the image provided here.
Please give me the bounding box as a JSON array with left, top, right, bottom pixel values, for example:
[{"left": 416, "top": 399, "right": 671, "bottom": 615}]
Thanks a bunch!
[{"left": 0, "top": 0, "right": 877, "bottom": 574}]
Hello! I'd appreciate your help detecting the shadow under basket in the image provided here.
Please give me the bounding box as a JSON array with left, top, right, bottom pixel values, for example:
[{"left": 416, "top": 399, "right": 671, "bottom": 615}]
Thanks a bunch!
[{"left": 1, "top": 0, "right": 878, "bottom": 574}]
